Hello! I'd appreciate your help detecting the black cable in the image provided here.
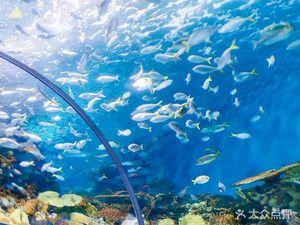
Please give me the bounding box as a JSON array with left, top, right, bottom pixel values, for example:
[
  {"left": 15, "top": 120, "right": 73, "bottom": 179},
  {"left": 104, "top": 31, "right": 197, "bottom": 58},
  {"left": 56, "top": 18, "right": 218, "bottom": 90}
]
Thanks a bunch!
[{"left": 0, "top": 51, "right": 144, "bottom": 225}]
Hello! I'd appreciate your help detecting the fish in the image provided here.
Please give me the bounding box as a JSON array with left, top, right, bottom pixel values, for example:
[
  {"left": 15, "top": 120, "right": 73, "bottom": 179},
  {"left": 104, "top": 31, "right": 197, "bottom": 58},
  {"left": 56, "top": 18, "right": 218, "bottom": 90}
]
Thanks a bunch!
[
  {"left": 150, "top": 115, "right": 171, "bottom": 123},
  {"left": 98, "top": 141, "right": 119, "bottom": 150},
  {"left": 128, "top": 143, "right": 143, "bottom": 152},
  {"left": 215, "top": 39, "right": 239, "bottom": 70},
  {"left": 233, "top": 97, "right": 240, "bottom": 108},
  {"left": 202, "top": 76, "right": 212, "bottom": 90},
  {"left": 192, "top": 175, "right": 210, "bottom": 185},
  {"left": 55, "top": 142, "right": 76, "bottom": 151},
  {"left": 201, "top": 136, "right": 210, "bottom": 142},
  {"left": 137, "top": 122, "right": 152, "bottom": 132},
  {"left": 230, "top": 88, "right": 237, "bottom": 96},
  {"left": 0, "top": 111, "right": 10, "bottom": 120},
  {"left": 201, "top": 123, "right": 229, "bottom": 134},
  {"left": 0, "top": 138, "right": 19, "bottom": 149},
  {"left": 253, "top": 22, "right": 294, "bottom": 49},
  {"left": 97, "top": 75, "right": 119, "bottom": 83},
  {"left": 56, "top": 77, "right": 88, "bottom": 86},
  {"left": 218, "top": 181, "right": 226, "bottom": 192},
  {"left": 52, "top": 174, "right": 65, "bottom": 181},
  {"left": 152, "top": 79, "right": 173, "bottom": 93},
  {"left": 79, "top": 91, "right": 105, "bottom": 100},
  {"left": 154, "top": 53, "right": 180, "bottom": 64},
  {"left": 185, "top": 73, "right": 192, "bottom": 85},
  {"left": 287, "top": 39, "right": 300, "bottom": 50},
  {"left": 188, "top": 55, "right": 212, "bottom": 64},
  {"left": 219, "top": 13, "right": 256, "bottom": 34},
  {"left": 233, "top": 69, "right": 258, "bottom": 82},
  {"left": 117, "top": 129, "right": 131, "bottom": 136},
  {"left": 133, "top": 101, "right": 163, "bottom": 113},
  {"left": 231, "top": 132, "right": 251, "bottom": 139},
  {"left": 179, "top": 186, "right": 190, "bottom": 197},
  {"left": 185, "top": 119, "right": 200, "bottom": 130},
  {"left": 132, "top": 112, "right": 156, "bottom": 122},
  {"left": 266, "top": 55, "right": 275, "bottom": 68},
  {"left": 173, "top": 92, "right": 189, "bottom": 101},
  {"left": 141, "top": 43, "right": 162, "bottom": 55},
  {"left": 192, "top": 64, "right": 222, "bottom": 75},
  {"left": 97, "top": 174, "right": 107, "bottom": 182},
  {"left": 183, "top": 26, "right": 218, "bottom": 52},
  {"left": 76, "top": 139, "right": 91, "bottom": 150},
  {"left": 19, "top": 161, "right": 35, "bottom": 167},
  {"left": 196, "top": 148, "right": 221, "bottom": 165},
  {"left": 168, "top": 121, "right": 189, "bottom": 143}
]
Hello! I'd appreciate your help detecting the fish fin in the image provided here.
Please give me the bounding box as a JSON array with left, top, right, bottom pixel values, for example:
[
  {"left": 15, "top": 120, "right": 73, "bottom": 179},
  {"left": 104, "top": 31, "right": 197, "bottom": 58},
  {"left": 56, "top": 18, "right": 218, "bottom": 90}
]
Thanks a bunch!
[
  {"left": 196, "top": 123, "right": 201, "bottom": 130},
  {"left": 58, "top": 167, "right": 63, "bottom": 173},
  {"left": 192, "top": 179, "right": 196, "bottom": 185},
  {"left": 229, "top": 39, "right": 239, "bottom": 51},
  {"left": 206, "top": 57, "right": 212, "bottom": 65},
  {"left": 148, "top": 127, "right": 152, "bottom": 132},
  {"left": 252, "top": 41, "right": 259, "bottom": 50},
  {"left": 247, "top": 13, "right": 256, "bottom": 22},
  {"left": 141, "top": 145, "right": 144, "bottom": 150},
  {"left": 230, "top": 133, "right": 235, "bottom": 137},
  {"left": 182, "top": 41, "right": 190, "bottom": 53}
]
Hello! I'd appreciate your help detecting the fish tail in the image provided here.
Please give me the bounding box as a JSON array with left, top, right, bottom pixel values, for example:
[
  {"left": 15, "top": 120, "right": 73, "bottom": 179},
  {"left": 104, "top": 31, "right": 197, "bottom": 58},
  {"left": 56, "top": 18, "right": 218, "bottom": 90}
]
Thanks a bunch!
[
  {"left": 247, "top": 13, "right": 256, "bottom": 22},
  {"left": 251, "top": 68, "right": 258, "bottom": 75},
  {"left": 230, "top": 133, "right": 235, "bottom": 137},
  {"left": 182, "top": 41, "right": 190, "bottom": 53},
  {"left": 252, "top": 41, "right": 259, "bottom": 50},
  {"left": 31, "top": 161, "right": 35, "bottom": 166},
  {"left": 196, "top": 123, "right": 201, "bottom": 130},
  {"left": 206, "top": 57, "right": 212, "bottom": 65},
  {"left": 58, "top": 167, "right": 63, "bottom": 173},
  {"left": 192, "top": 179, "right": 196, "bottom": 185},
  {"left": 148, "top": 127, "right": 152, "bottom": 132},
  {"left": 229, "top": 39, "right": 239, "bottom": 51}
]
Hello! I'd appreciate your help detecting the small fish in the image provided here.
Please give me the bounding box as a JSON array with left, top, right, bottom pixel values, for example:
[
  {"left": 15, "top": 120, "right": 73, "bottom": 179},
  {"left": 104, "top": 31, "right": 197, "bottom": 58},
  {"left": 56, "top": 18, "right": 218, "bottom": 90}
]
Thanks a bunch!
[
  {"left": 137, "top": 122, "right": 152, "bottom": 132},
  {"left": 192, "top": 64, "right": 222, "bottom": 75},
  {"left": 117, "top": 129, "right": 131, "bottom": 136},
  {"left": 188, "top": 55, "right": 212, "bottom": 64},
  {"left": 218, "top": 181, "right": 226, "bottom": 192},
  {"left": 19, "top": 161, "right": 35, "bottom": 167},
  {"left": 128, "top": 143, "right": 143, "bottom": 152},
  {"left": 231, "top": 132, "right": 251, "bottom": 139},
  {"left": 0, "top": 138, "right": 19, "bottom": 149},
  {"left": 134, "top": 101, "right": 162, "bottom": 113},
  {"left": 230, "top": 88, "right": 237, "bottom": 96},
  {"left": 215, "top": 39, "right": 239, "bottom": 70},
  {"left": 152, "top": 79, "right": 173, "bottom": 93},
  {"left": 185, "top": 119, "right": 200, "bottom": 130},
  {"left": 201, "top": 136, "right": 210, "bottom": 142},
  {"left": 201, "top": 123, "right": 229, "bottom": 134},
  {"left": 196, "top": 148, "right": 221, "bottom": 165},
  {"left": 141, "top": 44, "right": 162, "bottom": 55},
  {"left": 150, "top": 115, "right": 170, "bottom": 123},
  {"left": 287, "top": 39, "right": 300, "bottom": 50},
  {"left": 97, "top": 75, "right": 119, "bottom": 83},
  {"left": 52, "top": 174, "right": 65, "bottom": 181},
  {"left": 192, "top": 175, "right": 210, "bottom": 185},
  {"left": 179, "top": 186, "right": 190, "bottom": 197},
  {"left": 154, "top": 53, "right": 180, "bottom": 64},
  {"left": 266, "top": 55, "right": 275, "bottom": 68},
  {"left": 202, "top": 76, "right": 212, "bottom": 90},
  {"left": 185, "top": 73, "right": 192, "bottom": 85},
  {"left": 98, "top": 141, "right": 119, "bottom": 150},
  {"left": 233, "top": 97, "right": 240, "bottom": 108},
  {"left": 219, "top": 13, "right": 256, "bottom": 34}
]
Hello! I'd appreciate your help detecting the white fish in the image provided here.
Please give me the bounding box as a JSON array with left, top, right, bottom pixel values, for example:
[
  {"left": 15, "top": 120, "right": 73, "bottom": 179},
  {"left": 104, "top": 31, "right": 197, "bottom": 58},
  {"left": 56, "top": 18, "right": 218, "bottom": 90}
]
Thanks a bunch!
[
  {"left": 202, "top": 76, "right": 212, "bottom": 90},
  {"left": 132, "top": 77, "right": 153, "bottom": 91},
  {"left": 209, "top": 86, "right": 219, "bottom": 94},
  {"left": 132, "top": 112, "right": 156, "bottom": 122},
  {"left": 0, "top": 111, "right": 9, "bottom": 120},
  {"left": 185, "top": 119, "right": 200, "bottom": 130},
  {"left": 218, "top": 181, "right": 226, "bottom": 192},
  {"left": 97, "top": 174, "right": 107, "bottom": 182},
  {"left": 201, "top": 136, "right": 210, "bottom": 142},
  {"left": 192, "top": 175, "right": 210, "bottom": 185},
  {"left": 152, "top": 79, "right": 173, "bottom": 93},
  {"left": 54, "top": 142, "right": 76, "bottom": 151},
  {"left": 137, "top": 122, "right": 152, "bottom": 132},
  {"left": 22, "top": 132, "right": 42, "bottom": 143},
  {"left": 266, "top": 55, "right": 275, "bottom": 68},
  {"left": 150, "top": 115, "right": 170, "bottom": 123},
  {"left": 173, "top": 92, "right": 190, "bottom": 101},
  {"left": 76, "top": 139, "right": 91, "bottom": 150},
  {"left": 185, "top": 73, "right": 192, "bottom": 85},
  {"left": 52, "top": 174, "right": 65, "bottom": 181},
  {"left": 192, "top": 64, "right": 221, "bottom": 74},
  {"left": 134, "top": 101, "right": 162, "bottom": 113},
  {"left": 231, "top": 132, "right": 251, "bottom": 139},
  {"left": 97, "top": 75, "right": 119, "bottom": 83},
  {"left": 287, "top": 39, "right": 300, "bottom": 50},
  {"left": 230, "top": 88, "right": 237, "bottom": 96},
  {"left": 98, "top": 141, "right": 119, "bottom": 150},
  {"left": 233, "top": 97, "right": 240, "bottom": 108},
  {"left": 215, "top": 39, "right": 239, "bottom": 70},
  {"left": 233, "top": 69, "right": 258, "bottom": 82},
  {"left": 19, "top": 161, "right": 35, "bottom": 167},
  {"left": 56, "top": 77, "right": 88, "bottom": 86},
  {"left": 128, "top": 143, "right": 143, "bottom": 152},
  {"left": 0, "top": 138, "right": 19, "bottom": 149},
  {"left": 141, "top": 44, "right": 162, "bottom": 55},
  {"left": 188, "top": 55, "right": 212, "bottom": 64},
  {"left": 79, "top": 91, "right": 105, "bottom": 100},
  {"left": 154, "top": 53, "right": 180, "bottom": 64},
  {"left": 117, "top": 129, "right": 131, "bottom": 136},
  {"left": 219, "top": 13, "right": 256, "bottom": 34}
]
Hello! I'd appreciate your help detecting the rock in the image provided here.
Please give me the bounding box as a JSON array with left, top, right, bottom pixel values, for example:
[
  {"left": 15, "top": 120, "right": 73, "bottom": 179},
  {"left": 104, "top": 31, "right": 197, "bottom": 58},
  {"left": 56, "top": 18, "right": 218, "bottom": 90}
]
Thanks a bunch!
[
  {"left": 70, "top": 212, "right": 91, "bottom": 224},
  {"left": 24, "top": 199, "right": 38, "bottom": 215},
  {"left": 179, "top": 213, "right": 206, "bottom": 225},
  {"left": 158, "top": 218, "right": 176, "bottom": 225}
]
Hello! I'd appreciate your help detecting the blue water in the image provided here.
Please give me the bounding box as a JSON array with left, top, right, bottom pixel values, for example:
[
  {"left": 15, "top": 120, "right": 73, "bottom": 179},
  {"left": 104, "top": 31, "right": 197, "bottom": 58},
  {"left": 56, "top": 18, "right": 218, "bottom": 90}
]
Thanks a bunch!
[{"left": 0, "top": 0, "right": 300, "bottom": 199}]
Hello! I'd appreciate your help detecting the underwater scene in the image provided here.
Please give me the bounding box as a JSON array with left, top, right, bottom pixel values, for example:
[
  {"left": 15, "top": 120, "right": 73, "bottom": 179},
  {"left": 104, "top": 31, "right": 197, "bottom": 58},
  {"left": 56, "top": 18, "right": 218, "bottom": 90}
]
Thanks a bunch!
[{"left": 0, "top": 0, "right": 300, "bottom": 224}]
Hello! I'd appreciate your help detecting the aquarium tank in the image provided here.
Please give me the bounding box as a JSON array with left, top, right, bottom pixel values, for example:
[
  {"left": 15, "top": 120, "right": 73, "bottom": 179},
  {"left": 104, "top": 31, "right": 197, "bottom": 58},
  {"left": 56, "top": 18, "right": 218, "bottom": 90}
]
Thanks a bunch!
[{"left": 0, "top": 0, "right": 299, "bottom": 224}]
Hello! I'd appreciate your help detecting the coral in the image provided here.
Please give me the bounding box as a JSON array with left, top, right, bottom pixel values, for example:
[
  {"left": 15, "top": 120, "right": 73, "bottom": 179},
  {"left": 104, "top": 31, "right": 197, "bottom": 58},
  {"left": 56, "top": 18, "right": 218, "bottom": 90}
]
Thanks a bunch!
[
  {"left": 209, "top": 213, "right": 240, "bottom": 225},
  {"left": 85, "top": 203, "right": 98, "bottom": 218},
  {"left": 179, "top": 213, "right": 206, "bottom": 225},
  {"left": 99, "top": 207, "right": 125, "bottom": 223},
  {"left": 70, "top": 212, "right": 91, "bottom": 224},
  {"left": 38, "top": 191, "right": 82, "bottom": 207},
  {"left": 23, "top": 199, "right": 38, "bottom": 215},
  {"left": 158, "top": 218, "right": 176, "bottom": 225},
  {"left": 9, "top": 208, "right": 30, "bottom": 225}
]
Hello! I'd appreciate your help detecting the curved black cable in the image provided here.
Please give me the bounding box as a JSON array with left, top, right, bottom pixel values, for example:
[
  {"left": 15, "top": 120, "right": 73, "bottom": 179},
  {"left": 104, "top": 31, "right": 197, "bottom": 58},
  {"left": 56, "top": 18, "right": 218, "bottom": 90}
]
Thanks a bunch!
[{"left": 0, "top": 51, "right": 144, "bottom": 225}]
